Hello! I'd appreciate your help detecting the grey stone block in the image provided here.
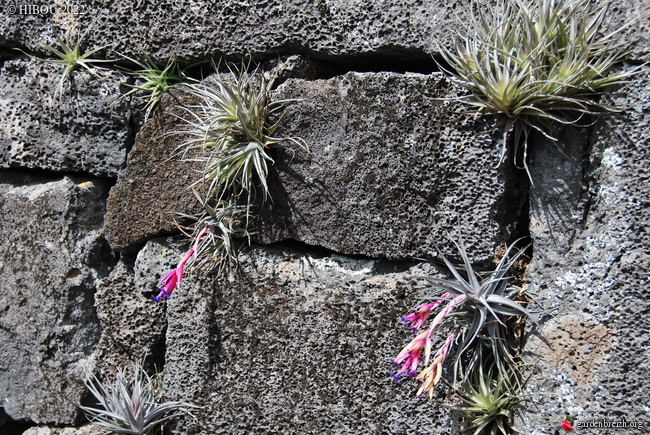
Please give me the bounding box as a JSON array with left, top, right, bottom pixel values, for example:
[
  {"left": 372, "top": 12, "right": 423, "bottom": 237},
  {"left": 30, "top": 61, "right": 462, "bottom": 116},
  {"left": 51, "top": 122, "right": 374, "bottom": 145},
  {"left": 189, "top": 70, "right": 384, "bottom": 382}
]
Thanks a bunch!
[
  {"left": 92, "top": 259, "right": 166, "bottom": 380},
  {"left": 2, "top": 0, "right": 454, "bottom": 63},
  {"left": 257, "top": 72, "right": 524, "bottom": 261},
  {"left": 0, "top": 172, "right": 113, "bottom": 424},
  {"left": 520, "top": 67, "right": 650, "bottom": 432},
  {"left": 0, "top": 57, "right": 131, "bottom": 177},
  {"left": 22, "top": 425, "right": 104, "bottom": 435},
  {"left": 104, "top": 90, "right": 203, "bottom": 253},
  {"left": 156, "top": 241, "right": 461, "bottom": 434},
  {"left": 2, "top": 1, "right": 646, "bottom": 64},
  {"left": 106, "top": 72, "right": 526, "bottom": 261}
]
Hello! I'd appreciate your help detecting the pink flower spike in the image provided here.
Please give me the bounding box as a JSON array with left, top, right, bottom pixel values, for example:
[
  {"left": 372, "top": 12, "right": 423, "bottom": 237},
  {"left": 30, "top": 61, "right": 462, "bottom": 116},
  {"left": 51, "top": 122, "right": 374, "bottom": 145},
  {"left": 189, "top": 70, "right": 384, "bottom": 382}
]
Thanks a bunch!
[
  {"left": 151, "top": 226, "right": 210, "bottom": 304},
  {"left": 152, "top": 249, "right": 193, "bottom": 303},
  {"left": 423, "top": 333, "right": 433, "bottom": 366},
  {"left": 192, "top": 225, "right": 209, "bottom": 251},
  {"left": 153, "top": 269, "right": 179, "bottom": 303},
  {"left": 415, "top": 329, "right": 459, "bottom": 399},
  {"left": 400, "top": 292, "right": 453, "bottom": 333},
  {"left": 391, "top": 330, "right": 430, "bottom": 382}
]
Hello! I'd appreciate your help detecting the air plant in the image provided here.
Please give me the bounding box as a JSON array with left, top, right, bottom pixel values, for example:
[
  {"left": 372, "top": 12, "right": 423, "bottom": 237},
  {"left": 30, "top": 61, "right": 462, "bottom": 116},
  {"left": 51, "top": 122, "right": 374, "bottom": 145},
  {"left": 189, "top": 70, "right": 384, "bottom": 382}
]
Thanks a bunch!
[
  {"left": 453, "top": 356, "right": 524, "bottom": 435},
  {"left": 146, "top": 61, "right": 306, "bottom": 297},
  {"left": 119, "top": 54, "right": 197, "bottom": 122},
  {"left": 392, "top": 236, "right": 537, "bottom": 398},
  {"left": 178, "top": 197, "right": 250, "bottom": 277},
  {"left": 17, "top": 26, "right": 112, "bottom": 97},
  {"left": 176, "top": 61, "right": 305, "bottom": 213},
  {"left": 80, "top": 361, "right": 197, "bottom": 434},
  {"left": 439, "top": 0, "right": 639, "bottom": 180}
]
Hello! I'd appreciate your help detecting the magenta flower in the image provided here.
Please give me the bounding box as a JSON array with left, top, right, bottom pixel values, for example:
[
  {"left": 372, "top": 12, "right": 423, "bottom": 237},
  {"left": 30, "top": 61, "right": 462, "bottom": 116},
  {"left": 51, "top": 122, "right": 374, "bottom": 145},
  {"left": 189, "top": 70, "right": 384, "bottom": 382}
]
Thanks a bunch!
[
  {"left": 391, "top": 293, "right": 467, "bottom": 387},
  {"left": 152, "top": 226, "right": 208, "bottom": 303},
  {"left": 400, "top": 292, "right": 452, "bottom": 332},
  {"left": 391, "top": 330, "right": 429, "bottom": 383}
]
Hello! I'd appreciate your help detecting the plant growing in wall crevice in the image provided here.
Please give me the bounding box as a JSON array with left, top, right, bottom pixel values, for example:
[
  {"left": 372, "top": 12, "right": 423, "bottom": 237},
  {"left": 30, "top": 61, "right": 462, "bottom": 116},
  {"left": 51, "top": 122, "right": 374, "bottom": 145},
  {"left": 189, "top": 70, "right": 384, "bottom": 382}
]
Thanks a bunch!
[
  {"left": 118, "top": 54, "right": 198, "bottom": 122},
  {"left": 151, "top": 61, "right": 305, "bottom": 302},
  {"left": 80, "top": 361, "right": 198, "bottom": 434},
  {"left": 17, "top": 26, "right": 113, "bottom": 97},
  {"left": 439, "top": 0, "right": 640, "bottom": 180},
  {"left": 391, "top": 236, "right": 535, "bottom": 432},
  {"left": 451, "top": 355, "right": 525, "bottom": 435},
  {"left": 392, "top": 237, "right": 535, "bottom": 392}
]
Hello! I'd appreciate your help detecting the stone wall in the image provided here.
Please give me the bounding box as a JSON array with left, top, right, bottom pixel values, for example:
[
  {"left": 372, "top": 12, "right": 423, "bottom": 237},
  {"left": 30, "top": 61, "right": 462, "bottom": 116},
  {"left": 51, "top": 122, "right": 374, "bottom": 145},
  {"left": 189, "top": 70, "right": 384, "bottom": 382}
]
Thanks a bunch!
[{"left": 0, "top": 1, "right": 648, "bottom": 434}]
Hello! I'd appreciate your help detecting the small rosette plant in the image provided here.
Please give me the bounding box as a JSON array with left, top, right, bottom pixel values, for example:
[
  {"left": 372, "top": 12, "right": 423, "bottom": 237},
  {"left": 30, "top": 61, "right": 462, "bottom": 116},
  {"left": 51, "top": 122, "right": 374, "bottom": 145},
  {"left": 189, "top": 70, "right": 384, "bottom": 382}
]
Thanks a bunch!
[
  {"left": 17, "top": 25, "right": 112, "bottom": 97},
  {"left": 453, "top": 356, "right": 524, "bottom": 435},
  {"left": 80, "top": 361, "right": 197, "bottom": 434},
  {"left": 119, "top": 54, "right": 197, "bottom": 122},
  {"left": 391, "top": 237, "right": 537, "bottom": 398},
  {"left": 153, "top": 60, "right": 304, "bottom": 302},
  {"left": 177, "top": 61, "right": 305, "bottom": 211},
  {"left": 439, "top": 0, "right": 640, "bottom": 180}
]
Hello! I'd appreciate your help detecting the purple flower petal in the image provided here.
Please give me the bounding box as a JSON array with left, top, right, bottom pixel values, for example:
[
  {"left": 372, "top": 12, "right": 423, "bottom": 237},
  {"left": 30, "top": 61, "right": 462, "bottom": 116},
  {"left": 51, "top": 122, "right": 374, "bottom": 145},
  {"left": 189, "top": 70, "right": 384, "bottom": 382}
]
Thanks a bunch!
[
  {"left": 152, "top": 289, "right": 171, "bottom": 303},
  {"left": 389, "top": 370, "right": 403, "bottom": 383}
]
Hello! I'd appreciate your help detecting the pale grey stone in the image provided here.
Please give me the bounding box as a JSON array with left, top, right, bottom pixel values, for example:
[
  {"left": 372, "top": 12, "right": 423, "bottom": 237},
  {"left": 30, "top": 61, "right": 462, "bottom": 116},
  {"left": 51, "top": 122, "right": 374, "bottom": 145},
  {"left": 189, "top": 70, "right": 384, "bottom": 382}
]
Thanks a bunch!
[
  {"left": 0, "top": 57, "right": 131, "bottom": 177},
  {"left": 520, "top": 67, "right": 650, "bottom": 432},
  {"left": 0, "top": 172, "right": 113, "bottom": 424}
]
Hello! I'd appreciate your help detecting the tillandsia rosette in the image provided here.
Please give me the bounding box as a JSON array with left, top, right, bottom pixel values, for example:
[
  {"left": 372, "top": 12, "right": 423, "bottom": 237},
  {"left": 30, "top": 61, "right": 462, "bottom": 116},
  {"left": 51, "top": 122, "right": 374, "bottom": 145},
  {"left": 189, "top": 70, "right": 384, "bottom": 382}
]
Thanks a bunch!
[
  {"left": 81, "top": 361, "right": 198, "bottom": 434},
  {"left": 17, "top": 25, "right": 113, "bottom": 98},
  {"left": 439, "top": 0, "right": 640, "bottom": 181},
  {"left": 452, "top": 355, "right": 523, "bottom": 435},
  {"left": 152, "top": 61, "right": 305, "bottom": 302},
  {"left": 118, "top": 53, "right": 197, "bottom": 122},
  {"left": 391, "top": 237, "right": 537, "bottom": 399}
]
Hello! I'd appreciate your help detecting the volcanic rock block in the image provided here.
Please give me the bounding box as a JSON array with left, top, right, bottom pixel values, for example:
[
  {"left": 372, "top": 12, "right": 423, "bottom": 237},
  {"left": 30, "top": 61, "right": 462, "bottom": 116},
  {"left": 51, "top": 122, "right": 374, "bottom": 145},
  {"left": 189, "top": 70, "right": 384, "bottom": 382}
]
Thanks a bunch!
[
  {"left": 22, "top": 425, "right": 104, "bottom": 435},
  {"left": 92, "top": 259, "right": 167, "bottom": 379},
  {"left": 521, "top": 67, "right": 650, "bottom": 432},
  {"left": 0, "top": 57, "right": 131, "bottom": 177},
  {"left": 2, "top": 0, "right": 451, "bottom": 62},
  {"left": 106, "top": 72, "right": 526, "bottom": 261},
  {"left": 2, "top": 1, "right": 647, "bottom": 64},
  {"left": 104, "top": 90, "right": 203, "bottom": 253},
  {"left": 257, "top": 72, "right": 525, "bottom": 261},
  {"left": 154, "top": 241, "right": 461, "bottom": 433},
  {"left": 0, "top": 172, "right": 113, "bottom": 424}
]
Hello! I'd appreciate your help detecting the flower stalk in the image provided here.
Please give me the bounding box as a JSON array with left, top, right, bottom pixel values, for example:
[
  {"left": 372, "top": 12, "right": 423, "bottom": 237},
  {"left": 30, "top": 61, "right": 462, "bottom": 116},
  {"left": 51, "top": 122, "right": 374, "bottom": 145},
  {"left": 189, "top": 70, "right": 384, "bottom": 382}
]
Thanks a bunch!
[{"left": 416, "top": 329, "right": 459, "bottom": 399}]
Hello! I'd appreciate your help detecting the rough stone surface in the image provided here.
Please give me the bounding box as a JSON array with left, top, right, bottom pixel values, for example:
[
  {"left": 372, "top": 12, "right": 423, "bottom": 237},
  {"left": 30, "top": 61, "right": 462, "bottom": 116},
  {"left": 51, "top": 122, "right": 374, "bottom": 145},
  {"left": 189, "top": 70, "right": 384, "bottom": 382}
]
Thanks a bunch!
[
  {"left": 520, "top": 67, "right": 650, "bottom": 433},
  {"left": 257, "top": 72, "right": 526, "bottom": 261},
  {"left": 1, "top": 1, "right": 647, "bottom": 64},
  {"left": 92, "top": 259, "right": 166, "bottom": 379},
  {"left": 106, "top": 71, "right": 526, "bottom": 261},
  {"left": 528, "top": 126, "right": 590, "bottom": 265},
  {"left": 104, "top": 90, "right": 203, "bottom": 252},
  {"left": 154, "top": 241, "right": 466, "bottom": 434},
  {"left": 2, "top": 0, "right": 456, "bottom": 63},
  {"left": 22, "top": 425, "right": 104, "bottom": 435},
  {"left": 0, "top": 56, "right": 132, "bottom": 177},
  {"left": 0, "top": 0, "right": 648, "bottom": 432},
  {"left": 0, "top": 172, "right": 113, "bottom": 424}
]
